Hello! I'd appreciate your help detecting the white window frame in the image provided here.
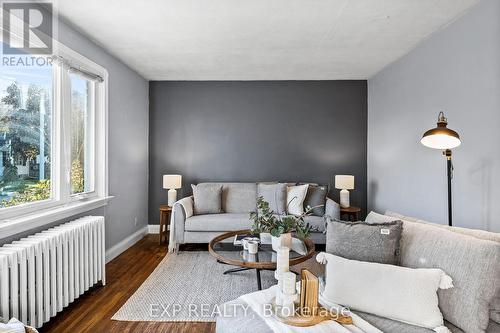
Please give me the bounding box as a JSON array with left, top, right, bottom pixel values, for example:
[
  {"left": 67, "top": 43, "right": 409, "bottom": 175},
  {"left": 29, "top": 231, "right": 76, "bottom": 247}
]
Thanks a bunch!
[{"left": 0, "top": 41, "right": 112, "bottom": 238}]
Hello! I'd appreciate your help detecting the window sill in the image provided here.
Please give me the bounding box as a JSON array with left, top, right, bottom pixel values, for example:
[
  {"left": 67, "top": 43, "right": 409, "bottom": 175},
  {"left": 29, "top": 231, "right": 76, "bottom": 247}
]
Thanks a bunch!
[{"left": 0, "top": 196, "right": 114, "bottom": 240}]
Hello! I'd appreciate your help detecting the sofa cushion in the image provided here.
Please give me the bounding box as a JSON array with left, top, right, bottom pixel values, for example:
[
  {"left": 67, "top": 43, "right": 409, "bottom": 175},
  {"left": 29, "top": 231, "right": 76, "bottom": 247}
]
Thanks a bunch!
[
  {"left": 386, "top": 210, "right": 500, "bottom": 325},
  {"left": 326, "top": 218, "right": 403, "bottom": 265},
  {"left": 386, "top": 210, "right": 500, "bottom": 243},
  {"left": 303, "top": 215, "right": 326, "bottom": 232},
  {"left": 365, "top": 211, "right": 400, "bottom": 223},
  {"left": 303, "top": 184, "right": 328, "bottom": 216},
  {"left": 191, "top": 184, "right": 223, "bottom": 215},
  {"left": 214, "top": 301, "right": 500, "bottom": 333},
  {"left": 185, "top": 213, "right": 252, "bottom": 232},
  {"left": 354, "top": 311, "right": 463, "bottom": 333},
  {"left": 257, "top": 183, "right": 286, "bottom": 214},
  {"left": 199, "top": 183, "right": 257, "bottom": 213},
  {"left": 400, "top": 220, "right": 500, "bottom": 333}
]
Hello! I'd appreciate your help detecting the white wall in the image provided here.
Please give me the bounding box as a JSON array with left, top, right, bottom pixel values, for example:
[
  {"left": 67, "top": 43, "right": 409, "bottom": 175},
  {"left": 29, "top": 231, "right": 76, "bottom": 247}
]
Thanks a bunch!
[
  {"left": 56, "top": 19, "right": 150, "bottom": 248},
  {"left": 368, "top": 0, "right": 500, "bottom": 231},
  {"left": 0, "top": 18, "right": 149, "bottom": 250}
]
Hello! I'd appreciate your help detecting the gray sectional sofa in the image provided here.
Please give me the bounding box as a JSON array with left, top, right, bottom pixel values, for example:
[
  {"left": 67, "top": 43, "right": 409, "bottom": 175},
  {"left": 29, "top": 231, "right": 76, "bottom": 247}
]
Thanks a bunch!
[
  {"left": 168, "top": 182, "right": 341, "bottom": 252},
  {"left": 216, "top": 211, "right": 500, "bottom": 333}
]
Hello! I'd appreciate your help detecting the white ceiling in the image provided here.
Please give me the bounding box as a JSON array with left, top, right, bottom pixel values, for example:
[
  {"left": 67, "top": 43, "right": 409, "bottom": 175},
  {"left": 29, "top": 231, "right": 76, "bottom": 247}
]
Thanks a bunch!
[{"left": 55, "top": 0, "right": 479, "bottom": 80}]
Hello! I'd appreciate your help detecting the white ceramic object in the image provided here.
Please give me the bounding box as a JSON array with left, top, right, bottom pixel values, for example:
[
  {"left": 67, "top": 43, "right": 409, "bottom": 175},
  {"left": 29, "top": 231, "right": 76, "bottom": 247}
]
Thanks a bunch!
[
  {"left": 275, "top": 246, "right": 290, "bottom": 280},
  {"left": 282, "top": 271, "right": 296, "bottom": 295},
  {"left": 271, "top": 233, "right": 292, "bottom": 251},
  {"left": 167, "top": 189, "right": 177, "bottom": 206},
  {"left": 242, "top": 237, "right": 252, "bottom": 250},
  {"left": 340, "top": 189, "right": 350, "bottom": 208},
  {"left": 260, "top": 232, "right": 272, "bottom": 244},
  {"left": 248, "top": 240, "right": 259, "bottom": 254}
]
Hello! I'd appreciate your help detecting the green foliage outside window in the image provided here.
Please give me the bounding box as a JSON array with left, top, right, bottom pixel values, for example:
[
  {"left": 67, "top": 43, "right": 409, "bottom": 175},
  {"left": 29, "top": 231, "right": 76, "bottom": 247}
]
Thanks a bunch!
[
  {"left": 71, "top": 159, "right": 84, "bottom": 194},
  {"left": 1, "top": 179, "right": 50, "bottom": 207}
]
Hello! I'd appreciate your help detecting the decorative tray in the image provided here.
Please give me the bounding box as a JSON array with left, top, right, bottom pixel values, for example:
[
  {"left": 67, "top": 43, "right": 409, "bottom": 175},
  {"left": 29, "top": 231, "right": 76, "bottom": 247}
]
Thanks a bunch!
[{"left": 270, "top": 297, "right": 353, "bottom": 327}]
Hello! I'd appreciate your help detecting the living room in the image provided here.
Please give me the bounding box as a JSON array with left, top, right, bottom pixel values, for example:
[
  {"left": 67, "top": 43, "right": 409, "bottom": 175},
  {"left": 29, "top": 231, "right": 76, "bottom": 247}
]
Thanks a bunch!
[{"left": 0, "top": 0, "right": 498, "bottom": 332}]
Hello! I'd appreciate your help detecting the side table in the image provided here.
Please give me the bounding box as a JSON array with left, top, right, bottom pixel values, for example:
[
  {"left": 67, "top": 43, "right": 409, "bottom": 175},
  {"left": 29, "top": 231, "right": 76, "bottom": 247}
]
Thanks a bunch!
[
  {"left": 340, "top": 206, "right": 361, "bottom": 222},
  {"left": 159, "top": 205, "right": 172, "bottom": 245}
]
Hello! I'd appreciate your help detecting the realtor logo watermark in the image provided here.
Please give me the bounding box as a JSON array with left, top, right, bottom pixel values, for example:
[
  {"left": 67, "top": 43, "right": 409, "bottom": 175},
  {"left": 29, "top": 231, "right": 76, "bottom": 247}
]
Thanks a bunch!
[{"left": 2, "top": 1, "right": 54, "bottom": 66}]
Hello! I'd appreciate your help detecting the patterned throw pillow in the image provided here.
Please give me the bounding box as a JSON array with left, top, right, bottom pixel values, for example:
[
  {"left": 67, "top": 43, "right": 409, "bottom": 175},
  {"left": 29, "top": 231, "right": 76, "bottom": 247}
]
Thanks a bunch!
[{"left": 286, "top": 184, "right": 309, "bottom": 216}]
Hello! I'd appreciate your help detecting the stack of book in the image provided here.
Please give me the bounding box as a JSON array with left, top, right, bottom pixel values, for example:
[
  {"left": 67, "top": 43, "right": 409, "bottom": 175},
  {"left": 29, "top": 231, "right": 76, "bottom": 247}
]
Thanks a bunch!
[{"left": 300, "top": 269, "right": 319, "bottom": 316}]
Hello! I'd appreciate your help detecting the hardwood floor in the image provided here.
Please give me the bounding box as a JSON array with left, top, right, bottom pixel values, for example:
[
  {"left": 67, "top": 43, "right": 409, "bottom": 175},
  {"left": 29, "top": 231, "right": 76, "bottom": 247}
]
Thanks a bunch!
[{"left": 40, "top": 235, "right": 215, "bottom": 333}]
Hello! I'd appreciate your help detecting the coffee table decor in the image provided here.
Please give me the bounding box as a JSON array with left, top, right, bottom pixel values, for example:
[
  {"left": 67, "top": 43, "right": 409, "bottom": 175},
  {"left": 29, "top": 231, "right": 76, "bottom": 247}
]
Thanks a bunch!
[
  {"left": 208, "top": 229, "right": 315, "bottom": 290},
  {"left": 250, "top": 196, "right": 318, "bottom": 251},
  {"left": 271, "top": 269, "right": 353, "bottom": 327},
  {"left": 238, "top": 285, "right": 377, "bottom": 332}
]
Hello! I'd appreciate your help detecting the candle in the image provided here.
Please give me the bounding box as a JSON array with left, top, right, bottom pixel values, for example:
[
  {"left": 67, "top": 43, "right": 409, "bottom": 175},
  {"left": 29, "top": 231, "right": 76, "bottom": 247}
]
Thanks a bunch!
[
  {"left": 280, "top": 299, "right": 295, "bottom": 318},
  {"left": 276, "top": 246, "right": 290, "bottom": 273},
  {"left": 282, "top": 272, "right": 296, "bottom": 295}
]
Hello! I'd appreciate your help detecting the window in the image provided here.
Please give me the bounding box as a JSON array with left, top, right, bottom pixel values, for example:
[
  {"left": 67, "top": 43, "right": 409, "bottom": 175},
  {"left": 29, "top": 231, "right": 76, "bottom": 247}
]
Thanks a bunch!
[
  {"left": 70, "top": 73, "right": 93, "bottom": 194},
  {"left": 0, "top": 58, "right": 53, "bottom": 208},
  {"left": 0, "top": 42, "right": 108, "bottom": 222}
]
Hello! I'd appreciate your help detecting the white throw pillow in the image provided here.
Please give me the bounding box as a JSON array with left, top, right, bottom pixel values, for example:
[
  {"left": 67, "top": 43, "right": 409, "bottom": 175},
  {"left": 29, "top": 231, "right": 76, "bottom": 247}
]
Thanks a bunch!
[
  {"left": 0, "top": 318, "right": 28, "bottom": 333},
  {"left": 365, "top": 211, "right": 399, "bottom": 224},
  {"left": 317, "top": 252, "right": 453, "bottom": 333},
  {"left": 286, "top": 184, "right": 308, "bottom": 216}
]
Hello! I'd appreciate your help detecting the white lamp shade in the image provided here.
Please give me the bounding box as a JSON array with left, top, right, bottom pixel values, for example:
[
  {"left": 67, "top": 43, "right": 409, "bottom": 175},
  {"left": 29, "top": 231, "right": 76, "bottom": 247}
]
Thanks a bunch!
[
  {"left": 163, "top": 174, "right": 182, "bottom": 189},
  {"left": 420, "top": 134, "right": 461, "bottom": 150},
  {"left": 335, "top": 175, "right": 354, "bottom": 190}
]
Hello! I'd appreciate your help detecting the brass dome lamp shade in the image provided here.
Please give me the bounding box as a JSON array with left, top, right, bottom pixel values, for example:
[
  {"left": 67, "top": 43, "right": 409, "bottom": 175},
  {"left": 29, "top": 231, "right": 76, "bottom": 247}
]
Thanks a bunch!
[
  {"left": 421, "top": 112, "right": 461, "bottom": 149},
  {"left": 421, "top": 112, "right": 461, "bottom": 226}
]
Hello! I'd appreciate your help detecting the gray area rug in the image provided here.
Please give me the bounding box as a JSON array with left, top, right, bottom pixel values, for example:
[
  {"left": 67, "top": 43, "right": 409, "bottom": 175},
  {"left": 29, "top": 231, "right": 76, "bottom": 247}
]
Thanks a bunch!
[{"left": 112, "top": 251, "right": 276, "bottom": 322}]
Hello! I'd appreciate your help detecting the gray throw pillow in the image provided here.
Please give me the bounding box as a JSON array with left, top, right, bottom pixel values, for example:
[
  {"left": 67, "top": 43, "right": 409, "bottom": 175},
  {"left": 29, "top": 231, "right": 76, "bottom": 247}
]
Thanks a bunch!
[
  {"left": 303, "top": 185, "right": 328, "bottom": 216},
  {"left": 326, "top": 218, "right": 403, "bottom": 265},
  {"left": 191, "top": 184, "right": 223, "bottom": 215},
  {"left": 257, "top": 183, "right": 286, "bottom": 214}
]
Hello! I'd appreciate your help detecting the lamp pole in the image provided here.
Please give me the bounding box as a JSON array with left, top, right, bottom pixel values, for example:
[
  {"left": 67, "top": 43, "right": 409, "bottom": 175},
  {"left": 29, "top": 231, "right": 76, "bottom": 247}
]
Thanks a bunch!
[
  {"left": 421, "top": 112, "right": 460, "bottom": 227},
  {"left": 444, "top": 149, "right": 453, "bottom": 226}
]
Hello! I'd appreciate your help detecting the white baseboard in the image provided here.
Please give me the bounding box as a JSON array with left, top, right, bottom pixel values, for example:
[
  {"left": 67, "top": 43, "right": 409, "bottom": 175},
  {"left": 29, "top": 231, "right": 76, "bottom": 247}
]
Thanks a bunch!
[
  {"left": 105, "top": 226, "right": 148, "bottom": 263},
  {"left": 148, "top": 224, "right": 160, "bottom": 234}
]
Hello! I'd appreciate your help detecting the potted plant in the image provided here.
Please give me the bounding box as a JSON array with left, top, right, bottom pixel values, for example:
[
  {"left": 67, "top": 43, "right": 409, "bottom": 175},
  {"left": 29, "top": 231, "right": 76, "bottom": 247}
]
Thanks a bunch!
[{"left": 250, "top": 196, "right": 316, "bottom": 251}]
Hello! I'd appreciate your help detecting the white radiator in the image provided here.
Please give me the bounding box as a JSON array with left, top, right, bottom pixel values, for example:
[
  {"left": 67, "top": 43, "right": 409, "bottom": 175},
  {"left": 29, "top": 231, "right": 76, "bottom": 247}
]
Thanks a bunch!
[{"left": 0, "top": 216, "right": 106, "bottom": 328}]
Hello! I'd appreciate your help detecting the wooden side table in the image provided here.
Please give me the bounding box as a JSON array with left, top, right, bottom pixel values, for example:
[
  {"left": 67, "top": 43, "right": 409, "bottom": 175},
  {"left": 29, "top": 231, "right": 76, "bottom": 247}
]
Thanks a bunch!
[
  {"left": 159, "top": 205, "right": 172, "bottom": 245},
  {"left": 340, "top": 206, "right": 361, "bottom": 222}
]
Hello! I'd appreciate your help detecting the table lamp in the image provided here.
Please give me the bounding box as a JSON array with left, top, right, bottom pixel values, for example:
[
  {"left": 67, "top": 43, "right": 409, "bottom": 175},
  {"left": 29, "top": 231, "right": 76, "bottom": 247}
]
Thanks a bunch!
[
  {"left": 335, "top": 175, "right": 354, "bottom": 208},
  {"left": 421, "top": 111, "right": 461, "bottom": 226},
  {"left": 163, "top": 174, "right": 182, "bottom": 206}
]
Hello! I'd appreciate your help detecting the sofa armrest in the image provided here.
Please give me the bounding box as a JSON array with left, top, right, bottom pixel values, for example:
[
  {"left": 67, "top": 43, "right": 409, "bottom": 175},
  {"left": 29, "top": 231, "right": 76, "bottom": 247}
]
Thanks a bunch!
[
  {"left": 325, "top": 197, "right": 340, "bottom": 220},
  {"left": 168, "top": 196, "right": 193, "bottom": 252}
]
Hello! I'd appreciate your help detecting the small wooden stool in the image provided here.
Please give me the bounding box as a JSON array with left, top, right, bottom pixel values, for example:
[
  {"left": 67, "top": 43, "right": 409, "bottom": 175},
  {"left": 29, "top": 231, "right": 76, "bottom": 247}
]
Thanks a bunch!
[{"left": 159, "top": 205, "right": 172, "bottom": 245}]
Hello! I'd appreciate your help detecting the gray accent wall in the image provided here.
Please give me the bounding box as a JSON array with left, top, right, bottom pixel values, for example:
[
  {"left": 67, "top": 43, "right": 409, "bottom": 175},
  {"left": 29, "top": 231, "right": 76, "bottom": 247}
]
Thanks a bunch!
[
  {"left": 368, "top": 0, "right": 499, "bottom": 231},
  {"left": 0, "top": 19, "right": 150, "bottom": 249},
  {"left": 149, "top": 81, "right": 367, "bottom": 225}
]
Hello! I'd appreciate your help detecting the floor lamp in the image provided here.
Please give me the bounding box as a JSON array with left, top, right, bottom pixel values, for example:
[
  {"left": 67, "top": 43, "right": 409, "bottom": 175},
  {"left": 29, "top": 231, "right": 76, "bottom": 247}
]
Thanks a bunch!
[{"left": 421, "top": 112, "right": 461, "bottom": 226}]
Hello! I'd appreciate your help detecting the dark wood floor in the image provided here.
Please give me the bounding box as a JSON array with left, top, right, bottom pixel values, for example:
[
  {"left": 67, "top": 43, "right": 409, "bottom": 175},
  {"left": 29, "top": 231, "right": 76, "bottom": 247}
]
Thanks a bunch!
[{"left": 40, "top": 235, "right": 215, "bottom": 333}]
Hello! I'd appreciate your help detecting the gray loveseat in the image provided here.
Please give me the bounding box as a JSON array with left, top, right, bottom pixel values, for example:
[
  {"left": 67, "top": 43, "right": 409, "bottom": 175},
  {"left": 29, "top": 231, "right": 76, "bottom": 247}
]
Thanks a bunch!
[
  {"left": 216, "top": 211, "right": 500, "bottom": 333},
  {"left": 168, "top": 182, "right": 341, "bottom": 252}
]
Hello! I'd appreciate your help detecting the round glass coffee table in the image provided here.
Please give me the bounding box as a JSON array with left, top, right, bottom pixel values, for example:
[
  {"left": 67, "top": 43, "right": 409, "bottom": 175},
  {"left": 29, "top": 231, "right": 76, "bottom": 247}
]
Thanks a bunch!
[{"left": 208, "top": 229, "right": 315, "bottom": 290}]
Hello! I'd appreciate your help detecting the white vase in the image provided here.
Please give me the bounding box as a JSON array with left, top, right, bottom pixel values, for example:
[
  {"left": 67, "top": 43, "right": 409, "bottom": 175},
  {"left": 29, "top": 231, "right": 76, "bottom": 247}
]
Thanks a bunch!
[
  {"left": 271, "top": 233, "right": 292, "bottom": 252},
  {"left": 260, "top": 232, "right": 272, "bottom": 244}
]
